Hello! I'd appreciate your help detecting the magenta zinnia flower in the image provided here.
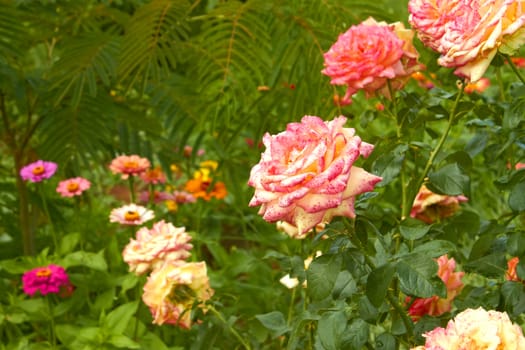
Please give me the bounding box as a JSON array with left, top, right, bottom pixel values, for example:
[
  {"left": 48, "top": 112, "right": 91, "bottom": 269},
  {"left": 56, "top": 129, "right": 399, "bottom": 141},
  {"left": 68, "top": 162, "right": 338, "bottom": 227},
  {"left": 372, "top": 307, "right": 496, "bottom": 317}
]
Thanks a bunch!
[
  {"left": 22, "top": 264, "right": 72, "bottom": 297},
  {"left": 20, "top": 160, "right": 58, "bottom": 183},
  {"left": 109, "top": 203, "right": 155, "bottom": 225},
  {"left": 56, "top": 177, "right": 91, "bottom": 197}
]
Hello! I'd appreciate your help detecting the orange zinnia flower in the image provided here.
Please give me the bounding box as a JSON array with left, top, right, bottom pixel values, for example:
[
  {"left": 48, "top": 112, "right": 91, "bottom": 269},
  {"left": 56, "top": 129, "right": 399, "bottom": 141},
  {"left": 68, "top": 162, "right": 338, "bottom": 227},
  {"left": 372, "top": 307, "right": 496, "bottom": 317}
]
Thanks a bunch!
[{"left": 185, "top": 178, "right": 227, "bottom": 200}]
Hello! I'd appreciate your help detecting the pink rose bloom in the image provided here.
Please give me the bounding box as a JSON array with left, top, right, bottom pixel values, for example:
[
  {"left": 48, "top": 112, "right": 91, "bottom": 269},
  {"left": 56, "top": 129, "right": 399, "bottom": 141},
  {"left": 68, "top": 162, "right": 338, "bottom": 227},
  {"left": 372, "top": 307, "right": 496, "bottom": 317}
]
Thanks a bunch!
[
  {"left": 411, "top": 307, "right": 525, "bottom": 349},
  {"left": 122, "top": 220, "right": 193, "bottom": 275},
  {"left": 20, "top": 160, "right": 58, "bottom": 183},
  {"left": 322, "top": 17, "right": 420, "bottom": 104},
  {"left": 409, "top": 0, "right": 525, "bottom": 82},
  {"left": 410, "top": 185, "right": 468, "bottom": 223},
  {"left": 109, "top": 154, "right": 151, "bottom": 179},
  {"left": 515, "top": 162, "right": 525, "bottom": 170},
  {"left": 56, "top": 177, "right": 91, "bottom": 197},
  {"left": 22, "top": 264, "right": 72, "bottom": 297},
  {"left": 109, "top": 203, "right": 155, "bottom": 225},
  {"left": 248, "top": 116, "right": 382, "bottom": 235},
  {"left": 142, "top": 261, "right": 214, "bottom": 328},
  {"left": 407, "top": 255, "right": 464, "bottom": 321}
]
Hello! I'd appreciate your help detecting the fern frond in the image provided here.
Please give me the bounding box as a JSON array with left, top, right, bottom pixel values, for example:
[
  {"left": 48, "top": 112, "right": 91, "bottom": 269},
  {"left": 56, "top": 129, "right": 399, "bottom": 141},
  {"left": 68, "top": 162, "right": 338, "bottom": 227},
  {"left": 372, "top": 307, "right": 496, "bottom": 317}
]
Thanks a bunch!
[
  {"left": 50, "top": 32, "right": 120, "bottom": 106},
  {"left": 37, "top": 95, "right": 114, "bottom": 165},
  {"left": 118, "top": 0, "right": 192, "bottom": 92},
  {"left": 189, "top": 0, "right": 271, "bottom": 95},
  {"left": 0, "top": 3, "right": 28, "bottom": 60}
]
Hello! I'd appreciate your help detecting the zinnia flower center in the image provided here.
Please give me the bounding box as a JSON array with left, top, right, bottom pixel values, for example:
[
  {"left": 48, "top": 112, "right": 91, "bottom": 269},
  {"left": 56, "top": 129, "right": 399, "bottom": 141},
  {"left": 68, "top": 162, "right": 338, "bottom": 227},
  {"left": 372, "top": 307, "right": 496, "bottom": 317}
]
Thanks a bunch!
[
  {"left": 67, "top": 182, "right": 79, "bottom": 192},
  {"left": 124, "top": 161, "right": 139, "bottom": 170},
  {"left": 32, "top": 165, "right": 45, "bottom": 175},
  {"left": 124, "top": 210, "right": 140, "bottom": 221},
  {"left": 36, "top": 268, "right": 52, "bottom": 278}
]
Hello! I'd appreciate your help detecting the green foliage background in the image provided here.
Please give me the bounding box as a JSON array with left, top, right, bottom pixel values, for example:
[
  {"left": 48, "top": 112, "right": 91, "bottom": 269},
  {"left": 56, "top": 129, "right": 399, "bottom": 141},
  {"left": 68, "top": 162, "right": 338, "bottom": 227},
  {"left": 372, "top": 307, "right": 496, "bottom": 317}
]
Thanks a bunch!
[{"left": 1, "top": 0, "right": 525, "bottom": 349}]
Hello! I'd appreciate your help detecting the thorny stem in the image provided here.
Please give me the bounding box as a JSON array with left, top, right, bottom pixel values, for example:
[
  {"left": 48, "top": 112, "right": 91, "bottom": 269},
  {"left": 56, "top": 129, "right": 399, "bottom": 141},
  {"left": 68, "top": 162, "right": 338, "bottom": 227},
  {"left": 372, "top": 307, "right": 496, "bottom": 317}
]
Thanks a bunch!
[
  {"left": 39, "top": 183, "right": 59, "bottom": 252},
  {"left": 504, "top": 54, "right": 525, "bottom": 85},
  {"left": 405, "top": 83, "right": 466, "bottom": 220},
  {"left": 343, "top": 218, "right": 414, "bottom": 340},
  {"left": 209, "top": 305, "right": 252, "bottom": 350},
  {"left": 128, "top": 176, "right": 136, "bottom": 203}
]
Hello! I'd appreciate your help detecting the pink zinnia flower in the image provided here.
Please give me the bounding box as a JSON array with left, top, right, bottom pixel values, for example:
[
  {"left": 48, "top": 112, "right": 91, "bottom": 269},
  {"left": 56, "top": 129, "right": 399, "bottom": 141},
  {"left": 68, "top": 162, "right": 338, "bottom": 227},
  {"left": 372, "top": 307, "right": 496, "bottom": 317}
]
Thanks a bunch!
[
  {"left": 139, "top": 166, "right": 167, "bottom": 184},
  {"left": 56, "top": 177, "right": 91, "bottom": 197},
  {"left": 109, "top": 154, "right": 151, "bottom": 179},
  {"left": 122, "top": 220, "right": 193, "bottom": 275},
  {"left": 142, "top": 261, "right": 214, "bottom": 328},
  {"left": 322, "top": 17, "right": 420, "bottom": 104},
  {"left": 20, "top": 160, "right": 58, "bottom": 183},
  {"left": 172, "top": 191, "right": 196, "bottom": 204},
  {"left": 410, "top": 185, "right": 468, "bottom": 223},
  {"left": 22, "top": 264, "right": 72, "bottom": 297},
  {"left": 408, "top": 0, "right": 525, "bottom": 82},
  {"left": 138, "top": 190, "right": 173, "bottom": 204},
  {"left": 411, "top": 307, "right": 525, "bottom": 349},
  {"left": 109, "top": 203, "right": 154, "bottom": 225},
  {"left": 248, "top": 115, "right": 382, "bottom": 235},
  {"left": 407, "top": 255, "right": 464, "bottom": 321}
]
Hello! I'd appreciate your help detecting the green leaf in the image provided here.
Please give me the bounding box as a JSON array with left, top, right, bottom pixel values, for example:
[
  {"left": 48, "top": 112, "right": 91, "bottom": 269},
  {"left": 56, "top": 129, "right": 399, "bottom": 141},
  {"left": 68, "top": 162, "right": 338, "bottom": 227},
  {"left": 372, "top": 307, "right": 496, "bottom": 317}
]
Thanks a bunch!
[
  {"left": 108, "top": 335, "right": 140, "bottom": 349},
  {"left": 501, "top": 281, "right": 525, "bottom": 316},
  {"left": 255, "top": 311, "right": 290, "bottom": 337},
  {"left": 60, "top": 250, "right": 108, "bottom": 271},
  {"left": 372, "top": 144, "right": 408, "bottom": 186},
  {"left": 465, "top": 253, "right": 506, "bottom": 277},
  {"left": 428, "top": 163, "right": 469, "bottom": 196},
  {"left": 366, "top": 262, "right": 395, "bottom": 307},
  {"left": 341, "top": 318, "right": 369, "bottom": 349},
  {"left": 317, "top": 311, "right": 347, "bottom": 350},
  {"left": 375, "top": 332, "right": 397, "bottom": 350},
  {"left": 58, "top": 233, "right": 81, "bottom": 255},
  {"left": 358, "top": 295, "right": 379, "bottom": 323},
  {"left": 507, "top": 231, "right": 525, "bottom": 256},
  {"left": 412, "top": 240, "right": 457, "bottom": 257},
  {"left": 396, "top": 258, "right": 442, "bottom": 298},
  {"left": 332, "top": 270, "right": 357, "bottom": 300},
  {"left": 399, "top": 218, "right": 430, "bottom": 240},
  {"left": 137, "top": 332, "right": 170, "bottom": 350},
  {"left": 104, "top": 301, "right": 139, "bottom": 334},
  {"left": 306, "top": 254, "right": 341, "bottom": 300},
  {"left": 509, "top": 181, "right": 525, "bottom": 212}
]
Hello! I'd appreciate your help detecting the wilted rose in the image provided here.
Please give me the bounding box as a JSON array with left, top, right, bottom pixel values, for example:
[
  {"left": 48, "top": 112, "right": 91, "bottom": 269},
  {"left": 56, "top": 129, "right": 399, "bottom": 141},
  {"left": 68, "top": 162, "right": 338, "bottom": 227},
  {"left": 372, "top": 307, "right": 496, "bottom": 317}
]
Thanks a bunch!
[
  {"left": 248, "top": 115, "right": 382, "bottom": 235},
  {"left": 409, "top": 0, "right": 525, "bottom": 82},
  {"left": 410, "top": 185, "right": 468, "bottom": 223},
  {"left": 142, "top": 261, "right": 213, "bottom": 328}
]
